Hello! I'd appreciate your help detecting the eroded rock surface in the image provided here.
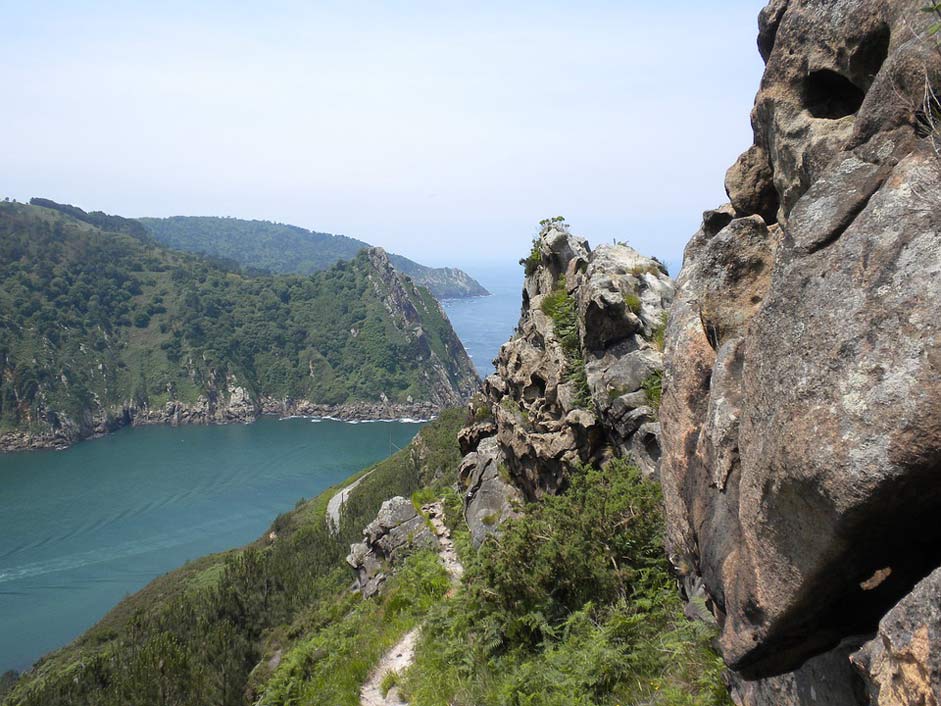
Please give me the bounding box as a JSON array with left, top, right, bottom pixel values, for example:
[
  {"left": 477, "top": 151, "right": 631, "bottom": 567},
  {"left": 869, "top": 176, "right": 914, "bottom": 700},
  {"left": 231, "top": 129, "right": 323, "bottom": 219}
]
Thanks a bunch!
[
  {"left": 660, "top": 0, "right": 941, "bottom": 702},
  {"left": 458, "top": 223, "right": 674, "bottom": 545},
  {"left": 851, "top": 568, "right": 941, "bottom": 706},
  {"left": 346, "top": 497, "right": 434, "bottom": 598}
]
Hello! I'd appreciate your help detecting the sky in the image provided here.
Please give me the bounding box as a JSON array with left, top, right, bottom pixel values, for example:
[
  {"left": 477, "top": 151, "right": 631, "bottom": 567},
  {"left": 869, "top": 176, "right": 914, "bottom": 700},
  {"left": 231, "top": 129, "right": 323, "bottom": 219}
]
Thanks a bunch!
[{"left": 0, "top": 1, "right": 767, "bottom": 273}]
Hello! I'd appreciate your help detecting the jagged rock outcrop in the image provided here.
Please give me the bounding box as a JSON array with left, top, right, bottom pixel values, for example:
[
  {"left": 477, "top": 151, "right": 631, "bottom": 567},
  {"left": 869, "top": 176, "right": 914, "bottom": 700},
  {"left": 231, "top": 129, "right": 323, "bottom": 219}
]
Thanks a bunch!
[
  {"left": 458, "top": 223, "right": 674, "bottom": 544},
  {"left": 660, "top": 1, "right": 941, "bottom": 703},
  {"left": 346, "top": 496, "right": 435, "bottom": 598},
  {"left": 851, "top": 567, "right": 941, "bottom": 705}
]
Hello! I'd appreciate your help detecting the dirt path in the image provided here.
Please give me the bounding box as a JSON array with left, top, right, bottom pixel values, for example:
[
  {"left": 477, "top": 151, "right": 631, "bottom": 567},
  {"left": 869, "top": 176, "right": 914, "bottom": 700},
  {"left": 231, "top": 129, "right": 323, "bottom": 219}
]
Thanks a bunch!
[
  {"left": 326, "top": 471, "right": 373, "bottom": 533},
  {"left": 360, "top": 628, "right": 419, "bottom": 706},
  {"left": 358, "top": 500, "right": 463, "bottom": 705},
  {"left": 424, "top": 501, "right": 464, "bottom": 589}
]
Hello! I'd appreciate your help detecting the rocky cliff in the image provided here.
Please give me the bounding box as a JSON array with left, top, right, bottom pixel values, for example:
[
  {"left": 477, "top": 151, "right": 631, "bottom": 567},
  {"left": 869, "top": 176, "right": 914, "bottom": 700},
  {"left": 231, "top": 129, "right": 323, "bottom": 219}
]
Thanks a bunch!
[
  {"left": 660, "top": 1, "right": 941, "bottom": 703},
  {"left": 0, "top": 202, "right": 478, "bottom": 451},
  {"left": 457, "top": 221, "right": 674, "bottom": 546}
]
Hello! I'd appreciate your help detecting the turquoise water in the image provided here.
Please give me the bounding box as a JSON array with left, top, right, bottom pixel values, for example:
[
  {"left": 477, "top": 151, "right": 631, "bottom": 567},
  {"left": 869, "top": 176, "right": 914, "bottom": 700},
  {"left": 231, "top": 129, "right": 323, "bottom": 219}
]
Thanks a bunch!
[
  {"left": 0, "top": 418, "right": 421, "bottom": 672},
  {"left": 0, "top": 263, "right": 523, "bottom": 675}
]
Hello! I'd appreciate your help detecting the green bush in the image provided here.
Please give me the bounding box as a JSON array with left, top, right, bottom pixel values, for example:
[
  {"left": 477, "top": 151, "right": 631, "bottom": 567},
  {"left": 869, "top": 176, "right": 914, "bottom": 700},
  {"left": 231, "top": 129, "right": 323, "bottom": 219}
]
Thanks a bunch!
[
  {"left": 625, "top": 292, "right": 642, "bottom": 315},
  {"left": 643, "top": 371, "right": 663, "bottom": 412},
  {"left": 541, "top": 280, "right": 591, "bottom": 407},
  {"left": 403, "top": 459, "right": 730, "bottom": 706},
  {"left": 520, "top": 238, "right": 542, "bottom": 276}
]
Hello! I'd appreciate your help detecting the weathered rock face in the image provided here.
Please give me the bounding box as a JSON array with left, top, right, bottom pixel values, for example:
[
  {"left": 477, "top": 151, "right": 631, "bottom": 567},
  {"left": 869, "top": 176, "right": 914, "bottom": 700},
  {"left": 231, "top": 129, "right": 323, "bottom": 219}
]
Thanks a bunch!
[
  {"left": 660, "top": 0, "right": 941, "bottom": 701},
  {"left": 851, "top": 567, "right": 941, "bottom": 706},
  {"left": 458, "top": 223, "right": 674, "bottom": 545},
  {"left": 346, "top": 496, "right": 435, "bottom": 598}
]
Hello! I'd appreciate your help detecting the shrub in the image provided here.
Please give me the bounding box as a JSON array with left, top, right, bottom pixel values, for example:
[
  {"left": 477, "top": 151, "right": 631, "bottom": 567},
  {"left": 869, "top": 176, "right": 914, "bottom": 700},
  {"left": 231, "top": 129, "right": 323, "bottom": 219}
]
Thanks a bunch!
[
  {"left": 541, "top": 280, "right": 591, "bottom": 407},
  {"left": 643, "top": 371, "right": 663, "bottom": 412},
  {"left": 520, "top": 238, "right": 542, "bottom": 276},
  {"left": 403, "top": 459, "right": 731, "bottom": 706}
]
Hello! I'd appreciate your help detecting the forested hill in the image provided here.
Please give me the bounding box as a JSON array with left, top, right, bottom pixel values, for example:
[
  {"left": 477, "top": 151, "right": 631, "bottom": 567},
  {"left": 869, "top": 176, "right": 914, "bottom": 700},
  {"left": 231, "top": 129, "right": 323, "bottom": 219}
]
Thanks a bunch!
[
  {"left": 136, "top": 215, "right": 490, "bottom": 300},
  {"left": 0, "top": 201, "right": 478, "bottom": 451}
]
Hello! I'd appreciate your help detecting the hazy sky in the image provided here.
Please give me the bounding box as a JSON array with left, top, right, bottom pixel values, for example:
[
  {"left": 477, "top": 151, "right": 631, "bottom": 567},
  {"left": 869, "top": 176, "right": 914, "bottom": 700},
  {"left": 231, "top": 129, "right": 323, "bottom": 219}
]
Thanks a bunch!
[{"left": 1, "top": 1, "right": 766, "bottom": 272}]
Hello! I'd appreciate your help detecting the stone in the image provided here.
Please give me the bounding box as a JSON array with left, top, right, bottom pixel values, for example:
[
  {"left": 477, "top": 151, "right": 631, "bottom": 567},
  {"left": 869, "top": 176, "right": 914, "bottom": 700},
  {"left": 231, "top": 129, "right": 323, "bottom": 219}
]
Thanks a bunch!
[
  {"left": 660, "top": 0, "right": 941, "bottom": 698},
  {"left": 346, "top": 497, "right": 435, "bottom": 597},
  {"left": 851, "top": 567, "right": 941, "bottom": 706}
]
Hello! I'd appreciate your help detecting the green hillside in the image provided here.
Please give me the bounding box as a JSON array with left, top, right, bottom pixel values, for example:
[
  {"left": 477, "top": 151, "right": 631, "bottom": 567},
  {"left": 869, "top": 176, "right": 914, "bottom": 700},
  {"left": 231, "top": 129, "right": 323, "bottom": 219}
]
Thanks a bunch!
[
  {"left": 137, "top": 215, "right": 490, "bottom": 299},
  {"left": 1, "top": 407, "right": 727, "bottom": 706},
  {"left": 0, "top": 202, "right": 477, "bottom": 449}
]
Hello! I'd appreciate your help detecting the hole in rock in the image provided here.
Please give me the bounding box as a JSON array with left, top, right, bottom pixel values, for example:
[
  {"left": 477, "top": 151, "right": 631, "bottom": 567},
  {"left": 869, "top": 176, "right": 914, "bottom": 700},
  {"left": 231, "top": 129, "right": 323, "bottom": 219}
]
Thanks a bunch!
[
  {"left": 746, "top": 457, "right": 941, "bottom": 678},
  {"left": 849, "top": 25, "right": 890, "bottom": 88},
  {"left": 803, "top": 70, "right": 865, "bottom": 119},
  {"left": 642, "top": 432, "right": 661, "bottom": 466}
]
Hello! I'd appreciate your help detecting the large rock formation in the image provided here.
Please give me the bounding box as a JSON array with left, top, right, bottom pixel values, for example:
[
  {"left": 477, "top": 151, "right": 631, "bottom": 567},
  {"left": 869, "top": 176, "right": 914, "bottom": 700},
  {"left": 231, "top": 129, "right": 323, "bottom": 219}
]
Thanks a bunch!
[
  {"left": 346, "top": 496, "right": 435, "bottom": 598},
  {"left": 660, "top": 1, "right": 941, "bottom": 702},
  {"left": 458, "top": 222, "right": 674, "bottom": 545}
]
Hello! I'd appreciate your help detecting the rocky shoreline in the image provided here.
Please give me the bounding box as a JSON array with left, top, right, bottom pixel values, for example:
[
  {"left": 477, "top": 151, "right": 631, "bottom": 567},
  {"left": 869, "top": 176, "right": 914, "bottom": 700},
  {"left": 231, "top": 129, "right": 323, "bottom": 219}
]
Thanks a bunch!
[{"left": 0, "top": 397, "right": 444, "bottom": 454}]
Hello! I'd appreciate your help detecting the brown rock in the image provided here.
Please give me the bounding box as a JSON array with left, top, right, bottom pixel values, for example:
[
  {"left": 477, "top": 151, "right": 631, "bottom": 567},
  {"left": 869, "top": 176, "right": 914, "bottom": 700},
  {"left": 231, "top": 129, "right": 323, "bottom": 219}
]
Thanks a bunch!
[{"left": 661, "top": 0, "right": 941, "bottom": 694}]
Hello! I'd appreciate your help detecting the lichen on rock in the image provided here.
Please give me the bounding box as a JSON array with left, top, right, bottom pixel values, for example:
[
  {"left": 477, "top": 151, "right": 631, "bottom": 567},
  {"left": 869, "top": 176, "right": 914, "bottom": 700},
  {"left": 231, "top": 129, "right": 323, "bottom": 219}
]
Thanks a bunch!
[{"left": 659, "top": 0, "right": 941, "bottom": 702}]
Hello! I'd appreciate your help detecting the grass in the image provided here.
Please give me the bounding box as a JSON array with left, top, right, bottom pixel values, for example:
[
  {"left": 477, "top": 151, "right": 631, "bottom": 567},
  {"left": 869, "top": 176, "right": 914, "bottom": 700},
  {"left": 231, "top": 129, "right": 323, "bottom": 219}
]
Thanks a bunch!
[
  {"left": 642, "top": 371, "right": 663, "bottom": 412},
  {"left": 625, "top": 292, "right": 642, "bottom": 315},
  {"left": 653, "top": 312, "right": 668, "bottom": 352},
  {"left": 380, "top": 670, "right": 401, "bottom": 697},
  {"left": 257, "top": 550, "right": 449, "bottom": 706}
]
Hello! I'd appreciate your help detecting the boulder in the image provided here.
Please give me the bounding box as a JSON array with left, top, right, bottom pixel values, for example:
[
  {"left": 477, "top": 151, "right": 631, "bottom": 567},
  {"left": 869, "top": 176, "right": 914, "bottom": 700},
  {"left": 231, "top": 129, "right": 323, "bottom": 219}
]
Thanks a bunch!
[
  {"left": 660, "top": 0, "right": 941, "bottom": 699},
  {"left": 851, "top": 567, "right": 941, "bottom": 706},
  {"left": 346, "top": 497, "right": 435, "bottom": 597}
]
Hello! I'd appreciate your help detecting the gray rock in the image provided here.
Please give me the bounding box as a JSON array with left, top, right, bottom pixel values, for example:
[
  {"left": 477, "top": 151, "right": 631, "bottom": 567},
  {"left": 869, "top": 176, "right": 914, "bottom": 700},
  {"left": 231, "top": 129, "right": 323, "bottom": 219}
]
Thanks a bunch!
[
  {"left": 458, "top": 222, "right": 674, "bottom": 536},
  {"left": 346, "top": 497, "right": 435, "bottom": 598},
  {"left": 460, "top": 437, "right": 522, "bottom": 547},
  {"left": 730, "top": 640, "right": 869, "bottom": 706}
]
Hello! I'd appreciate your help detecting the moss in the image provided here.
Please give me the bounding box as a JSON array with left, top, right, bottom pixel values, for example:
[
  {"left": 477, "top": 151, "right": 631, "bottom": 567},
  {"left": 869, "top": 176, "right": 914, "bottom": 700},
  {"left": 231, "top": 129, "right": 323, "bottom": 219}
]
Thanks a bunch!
[
  {"left": 481, "top": 512, "right": 500, "bottom": 526},
  {"left": 642, "top": 371, "right": 663, "bottom": 412},
  {"left": 625, "top": 292, "right": 643, "bottom": 315}
]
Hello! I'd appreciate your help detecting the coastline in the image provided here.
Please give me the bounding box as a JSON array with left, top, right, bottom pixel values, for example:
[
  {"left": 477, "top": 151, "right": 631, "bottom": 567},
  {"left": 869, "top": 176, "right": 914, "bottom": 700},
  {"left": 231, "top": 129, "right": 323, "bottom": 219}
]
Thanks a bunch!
[{"left": 0, "top": 398, "right": 446, "bottom": 454}]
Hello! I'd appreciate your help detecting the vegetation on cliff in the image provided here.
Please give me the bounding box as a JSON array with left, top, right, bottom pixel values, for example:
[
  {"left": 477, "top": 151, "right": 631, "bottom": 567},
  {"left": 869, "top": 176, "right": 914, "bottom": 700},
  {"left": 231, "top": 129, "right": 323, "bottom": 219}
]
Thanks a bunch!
[
  {"left": 0, "top": 202, "right": 476, "bottom": 444},
  {"left": 3, "top": 403, "right": 728, "bottom": 706},
  {"left": 402, "top": 460, "right": 729, "bottom": 706},
  {"left": 1, "top": 410, "right": 467, "bottom": 706},
  {"left": 137, "top": 215, "right": 490, "bottom": 300}
]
